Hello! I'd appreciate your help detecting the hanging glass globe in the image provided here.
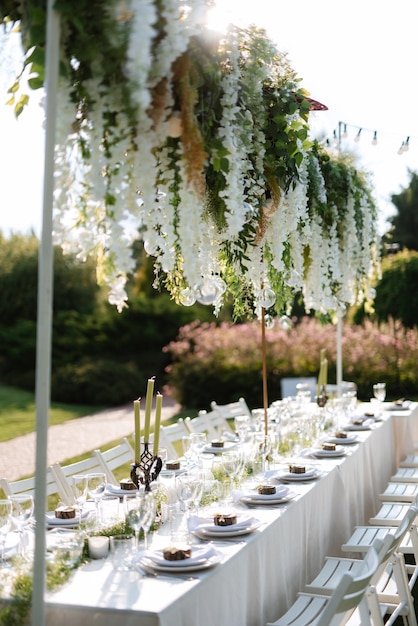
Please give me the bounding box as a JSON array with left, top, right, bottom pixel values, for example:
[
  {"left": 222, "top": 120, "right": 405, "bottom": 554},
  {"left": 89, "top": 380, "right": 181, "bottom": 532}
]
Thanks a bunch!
[
  {"left": 264, "top": 314, "right": 275, "bottom": 329},
  {"left": 144, "top": 238, "right": 158, "bottom": 256},
  {"left": 194, "top": 278, "right": 221, "bottom": 305},
  {"left": 257, "top": 287, "right": 276, "bottom": 309},
  {"left": 279, "top": 315, "right": 292, "bottom": 330},
  {"left": 212, "top": 275, "right": 227, "bottom": 295},
  {"left": 179, "top": 287, "right": 196, "bottom": 307}
]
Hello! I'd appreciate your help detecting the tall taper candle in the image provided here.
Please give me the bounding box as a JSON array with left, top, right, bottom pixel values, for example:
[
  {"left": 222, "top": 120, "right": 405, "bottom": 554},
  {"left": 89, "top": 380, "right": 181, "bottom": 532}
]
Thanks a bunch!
[
  {"left": 153, "top": 393, "right": 162, "bottom": 455},
  {"left": 144, "top": 377, "right": 155, "bottom": 443},
  {"left": 134, "top": 398, "right": 141, "bottom": 462}
]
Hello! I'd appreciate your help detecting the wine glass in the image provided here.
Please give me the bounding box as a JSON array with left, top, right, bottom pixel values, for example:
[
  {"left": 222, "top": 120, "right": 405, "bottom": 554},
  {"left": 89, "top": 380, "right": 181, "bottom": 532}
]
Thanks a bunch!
[
  {"left": 220, "top": 450, "right": 242, "bottom": 487},
  {"left": 137, "top": 492, "right": 156, "bottom": 550},
  {"left": 373, "top": 382, "right": 386, "bottom": 403},
  {"left": 86, "top": 473, "right": 106, "bottom": 526},
  {"left": 234, "top": 414, "right": 250, "bottom": 441},
  {"left": 254, "top": 433, "right": 272, "bottom": 474},
  {"left": 71, "top": 474, "right": 88, "bottom": 525},
  {"left": 190, "top": 432, "right": 207, "bottom": 466},
  {"left": 0, "top": 499, "right": 12, "bottom": 565},
  {"left": 182, "top": 435, "right": 193, "bottom": 467},
  {"left": 125, "top": 494, "right": 144, "bottom": 557},
  {"left": 9, "top": 493, "right": 34, "bottom": 558}
]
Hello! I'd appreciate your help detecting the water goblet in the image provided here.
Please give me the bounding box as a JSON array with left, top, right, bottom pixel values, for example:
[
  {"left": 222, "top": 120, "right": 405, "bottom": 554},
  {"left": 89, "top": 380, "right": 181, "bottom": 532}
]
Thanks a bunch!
[
  {"left": 182, "top": 435, "right": 193, "bottom": 467},
  {"left": 373, "top": 382, "right": 386, "bottom": 403},
  {"left": 138, "top": 492, "right": 156, "bottom": 550},
  {"left": 254, "top": 433, "right": 272, "bottom": 475},
  {"left": 0, "top": 499, "right": 12, "bottom": 565},
  {"left": 234, "top": 414, "right": 250, "bottom": 441},
  {"left": 9, "top": 493, "right": 34, "bottom": 559},
  {"left": 71, "top": 474, "right": 88, "bottom": 525},
  {"left": 86, "top": 472, "right": 106, "bottom": 526},
  {"left": 125, "top": 494, "right": 145, "bottom": 557},
  {"left": 190, "top": 432, "right": 207, "bottom": 466},
  {"left": 220, "top": 449, "right": 242, "bottom": 488}
]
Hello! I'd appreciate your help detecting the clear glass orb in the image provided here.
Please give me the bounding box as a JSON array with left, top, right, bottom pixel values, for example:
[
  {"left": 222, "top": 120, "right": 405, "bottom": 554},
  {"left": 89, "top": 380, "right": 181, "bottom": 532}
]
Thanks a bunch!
[
  {"left": 264, "top": 314, "right": 275, "bottom": 329},
  {"left": 179, "top": 287, "right": 196, "bottom": 307},
  {"left": 279, "top": 315, "right": 292, "bottom": 330},
  {"left": 257, "top": 287, "right": 276, "bottom": 309}
]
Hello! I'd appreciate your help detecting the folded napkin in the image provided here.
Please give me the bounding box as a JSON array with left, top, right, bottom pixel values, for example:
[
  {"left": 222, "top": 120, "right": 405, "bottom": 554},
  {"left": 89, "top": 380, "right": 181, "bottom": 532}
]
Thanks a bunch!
[
  {"left": 222, "top": 432, "right": 240, "bottom": 442},
  {"left": 188, "top": 513, "right": 255, "bottom": 533},
  {"left": 106, "top": 484, "right": 139, "bottom": 496},
  {"left": 142, "top": 544, "right": 216, "bottom": 568}
]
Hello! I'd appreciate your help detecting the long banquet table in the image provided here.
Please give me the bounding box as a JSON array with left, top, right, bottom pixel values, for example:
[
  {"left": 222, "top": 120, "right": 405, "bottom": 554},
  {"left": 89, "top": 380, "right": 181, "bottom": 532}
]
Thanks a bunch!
[{"left": 44, "top": 402, "right": 418, "bottom": 626}]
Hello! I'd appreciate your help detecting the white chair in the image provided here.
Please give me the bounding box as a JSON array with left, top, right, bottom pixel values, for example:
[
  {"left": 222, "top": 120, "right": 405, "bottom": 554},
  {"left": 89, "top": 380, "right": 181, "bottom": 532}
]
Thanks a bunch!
[
  {"left": 0, "top": 469, "right": 61, "bottom": 502},
  {"left": 92, "top": 437, "right": 134, "bottom": 484},
  {"left": 399, "top": 454, "right": 418, "bottom": 468},
  {"left": 210, "top": 397, "right": 251, "bottom": 420},
  {"left": 390, "top": 468, "right": 418, "bottom": 483},
  {"left": 304, "top": 505, "right": 418, "bottom": 626},
  {"left": 266, "top": 540, "right": 382, "bottom": 626},
  {"left": 50, "top": 455, "right": 111, "bottom": 505},
  {"left": 158, "top": 418, "right": 190, "bottom": 459},
  {"left": 280, "top": 377, "right": 317, "bottom": 400},
  {"left": 369, "top": 502, "right": 417, "bottom": 527},
  {"left": 184, "top": 409, "right": 234, "bottom": 440},
  {"left": 379, "top": 482, "right": 418, "bottom": 503}
]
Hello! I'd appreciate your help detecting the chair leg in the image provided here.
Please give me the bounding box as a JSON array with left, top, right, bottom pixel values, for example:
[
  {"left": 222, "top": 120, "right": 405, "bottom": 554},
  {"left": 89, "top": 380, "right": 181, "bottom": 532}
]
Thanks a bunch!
[{"left": 366, "top": 585, "right": 384, "bottom": 626}]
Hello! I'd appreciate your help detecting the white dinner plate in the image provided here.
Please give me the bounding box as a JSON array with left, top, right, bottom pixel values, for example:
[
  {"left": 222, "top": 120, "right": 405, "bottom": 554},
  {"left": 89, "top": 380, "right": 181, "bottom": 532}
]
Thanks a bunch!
[
  {"left": 312, "top": 445, "right": 346, "bottom": 458},
  {"left": 385, "top": 402, "right": 411, "bottom": 411},
  {"left": 190, "top": 516, "right": 261, "bottom": 537},
  {"left": 138, "top": 551, "right": 222, "bottom": 573},
  {"left": 106, "top": 484, "right": 139, "bottom": 497},
  {"left": 240, "top": 491, "right": 297, "bottom": 506},
  {"left": 325, "top": 434, "right": 359, "bottom": 445},
  {"left": 145, "top": 544, "right": 215, "bottom": 568},
  {"left": 275, "top": 468, "right": 320, "bottom": 482},
  {"left": 160, "top": 467, "right": 187, "bottom": 477},
  {"left": 204, "top": 442, "right": 237, "bottom": 454},
  {"left": 45, "top": 510, "right": 89, "bottom": 527},
  {"left": 343, "top": 423, "right": 372, "bottom": 431}
]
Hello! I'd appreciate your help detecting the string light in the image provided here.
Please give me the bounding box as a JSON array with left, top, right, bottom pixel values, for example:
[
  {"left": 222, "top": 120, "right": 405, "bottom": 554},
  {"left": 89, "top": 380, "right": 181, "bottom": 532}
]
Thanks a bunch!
[{"left": 330, "top": 122, "right": 413, "bottom": 156}]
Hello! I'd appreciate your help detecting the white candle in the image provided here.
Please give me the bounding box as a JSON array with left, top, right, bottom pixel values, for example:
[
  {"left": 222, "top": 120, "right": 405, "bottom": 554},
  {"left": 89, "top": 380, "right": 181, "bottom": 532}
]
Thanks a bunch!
[
  {"left": 134, "top": 398, "right": 141, "bottom": 462},
  {"left": 88, "top": 536, "right": 109, "bottom": 559}
]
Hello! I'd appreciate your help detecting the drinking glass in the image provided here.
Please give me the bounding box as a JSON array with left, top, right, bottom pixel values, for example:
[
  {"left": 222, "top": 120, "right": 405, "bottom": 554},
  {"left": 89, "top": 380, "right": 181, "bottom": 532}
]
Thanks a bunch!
[
  {"left": 138, "top": 492, "right": 156, "bottom": 550},
  {"left": 175, "top": 471, "right": 202, "bottom": 516},
  {"left": 182, "top": 435, "right": 193, "bottom": 467},
  {"left": 125, "top": 494, "right": 145, "bottom": 555},
  {"left": 71, "top": 474, "right": 88, "bottom": 525},
  {"left": 373, "top": 383, "right": 386, "bottom": 403},
  {"left": 190, "top": 432, "right": 207, "bottom": 465},
  {"left": 254, "top": 433, "right": 272, "bottom": 474},
  {"left": 86, "top": 473, "right": 106, "bottom": 526},
  {"left": 9, "top": 493, "right": 34, "bottom": 558},
  {"left": 234, "top": 414, "right": 250, "bottom": 441},
  {"left": 0, "top": 499, "right": 12, "bottom": 565},
  {"left": 220, "top": 449, "right": 242, "bottom": 485}
]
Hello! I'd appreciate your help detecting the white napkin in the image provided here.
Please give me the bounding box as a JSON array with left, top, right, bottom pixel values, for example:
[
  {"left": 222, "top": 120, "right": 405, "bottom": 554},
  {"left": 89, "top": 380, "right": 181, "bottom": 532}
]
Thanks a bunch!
[
  {"left": 106, "top": 484, "right": 138, "bottom": 496},
  {"left": 188, "top": 513, "right": 256, "bottom": 533},
  {"left": 143, "top": 544, "right": 215, "bottom": 567},
  {"left": 222, "top": 432, "right": 240, "bottom": 442}
]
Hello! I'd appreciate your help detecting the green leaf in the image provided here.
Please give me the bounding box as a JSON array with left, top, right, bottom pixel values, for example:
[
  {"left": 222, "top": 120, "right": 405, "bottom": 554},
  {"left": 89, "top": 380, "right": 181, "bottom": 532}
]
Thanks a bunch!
[
  {"left": 7, "top": 81, "right": 19, "bottom": 94},
  {"left": 28, "top": 76, "right": 44, "bottom": 90},
  {"left": 14, "top": 94, "right": 30, "bottom": 118}
]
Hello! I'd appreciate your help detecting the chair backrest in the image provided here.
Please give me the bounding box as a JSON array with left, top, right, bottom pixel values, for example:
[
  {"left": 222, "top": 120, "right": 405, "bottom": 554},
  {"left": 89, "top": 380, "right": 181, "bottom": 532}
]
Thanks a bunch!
[
  {"left": 184, "top": 409, "right": 234, "bottom": 439},
  {"left": 50, "top": 455, "right": 108, "bottom": 505},
  {"left": 210, "top": 397, "right": 251, "bottom": 420},
  {"left": 92, "top": 437, "right": 134, "bottom": 484},
  {"left": 158, "top": 418, "right": 190, "bottom": 459},
  {"left": 0, "top": 469, "right": 61, "bottom": 503},
  {"left": 320, "top": 539, "right": 382, "bottom": 625},
  {"left": 280, "top": 377, "right": 317, "bottom": 400}
]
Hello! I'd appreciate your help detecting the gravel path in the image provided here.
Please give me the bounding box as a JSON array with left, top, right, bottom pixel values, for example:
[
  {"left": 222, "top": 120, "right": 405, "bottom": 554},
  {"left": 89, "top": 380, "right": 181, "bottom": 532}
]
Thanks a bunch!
[{"left": 0, "top": 398, "right": 181, "bottom": 481}]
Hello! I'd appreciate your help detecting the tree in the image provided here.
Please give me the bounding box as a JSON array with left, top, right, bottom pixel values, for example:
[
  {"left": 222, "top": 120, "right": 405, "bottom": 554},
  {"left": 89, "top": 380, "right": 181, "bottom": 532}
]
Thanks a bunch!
[{"left": 385, "top": 170, "right": 418, "bottom": 252}]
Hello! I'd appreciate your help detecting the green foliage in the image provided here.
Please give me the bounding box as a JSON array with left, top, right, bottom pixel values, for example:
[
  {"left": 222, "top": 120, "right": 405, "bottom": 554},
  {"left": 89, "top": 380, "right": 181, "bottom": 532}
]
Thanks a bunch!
[
  {"left": 386, "top": 170, "right": 418, "bottom": 252},
  {"left": 373, "top": 250, "right": 418, "bottom": 329}
]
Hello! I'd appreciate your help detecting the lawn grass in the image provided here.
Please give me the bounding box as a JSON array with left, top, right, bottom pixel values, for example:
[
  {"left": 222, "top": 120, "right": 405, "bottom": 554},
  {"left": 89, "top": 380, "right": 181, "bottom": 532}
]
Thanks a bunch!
[{"left": 0, "top": 384, "right": 106, "bottom": 442}]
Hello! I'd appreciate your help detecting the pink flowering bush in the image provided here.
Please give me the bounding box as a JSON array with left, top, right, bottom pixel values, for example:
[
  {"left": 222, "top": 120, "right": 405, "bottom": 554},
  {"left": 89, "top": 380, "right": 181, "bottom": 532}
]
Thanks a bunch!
[{"left": 163, "top": 317, "right": 418, "bottom": 409}]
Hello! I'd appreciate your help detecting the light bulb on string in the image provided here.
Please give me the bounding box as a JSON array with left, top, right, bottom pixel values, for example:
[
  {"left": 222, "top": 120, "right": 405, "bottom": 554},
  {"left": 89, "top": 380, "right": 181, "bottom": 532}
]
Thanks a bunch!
[
  {"left": 403, "top": 136, "right": 410, "bottom": 152},
  {"left": 342, "top": 123, "right": 348, "bottom": 138},
  {"left": 354, "top": 128, "right": 362, "bottom": 143},
  {"left": 333, "top": 129, "right": 338, "bottom": 146},
  {"left": 371, "top": 131, "right": 378, "bottom": 146},
  {"left": 398, "top": 141, "right": 405, "bottom": 155}
]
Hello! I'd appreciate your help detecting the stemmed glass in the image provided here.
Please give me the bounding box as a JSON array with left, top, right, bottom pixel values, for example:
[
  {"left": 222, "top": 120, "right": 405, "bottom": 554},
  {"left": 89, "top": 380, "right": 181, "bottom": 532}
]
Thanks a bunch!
[
  {"left": 138, "top": 492, "right": 156, "bottom": 551},
  {"left": 175, "top": 471, "right": 203, "bottom": 516},
  {"left": 373, "top": 383, "right": 386, "bottom": 403},
  {"left": 220, "top": 450, "right": 242, "bottom": 490},
  {"left": 71, "top": 474, "right": 88, "bottom": 525},
  {"left": 9, "top": 493, "right": 34, "bottom": 558},
  {"left": 254, "top": 434, "right": 272, "bottom": 475},
  {"left": 86, "top": 473, "right": 106, "bottom": 526},
  {"left": 190, "top": 432, "right": 207, "bottom": 466},
  {"left": 182, "top": 435, "right": 193, "bottom": 467},
  {"left": 0, "top": 499, "right": 12, "bottom": 565},
  {"left": 234, "top": 414, "right": 250, "bottom": 441},
  {"left": 125, "top": 494, "right": 144, "bottom": 556}
]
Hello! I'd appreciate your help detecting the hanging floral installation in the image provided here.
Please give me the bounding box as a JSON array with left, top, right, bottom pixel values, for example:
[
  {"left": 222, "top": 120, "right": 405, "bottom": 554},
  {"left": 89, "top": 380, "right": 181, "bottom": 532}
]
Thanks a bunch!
[{"left": 1, "top": 0, "right": 380, "bottom": 317}]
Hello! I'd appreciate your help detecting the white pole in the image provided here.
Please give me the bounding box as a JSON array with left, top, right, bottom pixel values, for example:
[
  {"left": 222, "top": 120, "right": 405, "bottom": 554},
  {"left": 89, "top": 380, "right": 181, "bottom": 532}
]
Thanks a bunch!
[
  {"left": 336, "top": 310, "right": 343, "bottom": 397},
  {"left": 31, "top": 1, "right": 60, "bottom": 624}
]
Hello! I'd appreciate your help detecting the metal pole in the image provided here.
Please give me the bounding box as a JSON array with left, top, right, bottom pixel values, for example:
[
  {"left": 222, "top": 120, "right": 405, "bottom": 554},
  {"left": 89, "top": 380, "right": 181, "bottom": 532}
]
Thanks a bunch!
[
  {"left": 31, "top": 1, "right": 60, "bottom": 624},
  {"left": 336, "top": 121, "right": 344, "bottom": 396}
]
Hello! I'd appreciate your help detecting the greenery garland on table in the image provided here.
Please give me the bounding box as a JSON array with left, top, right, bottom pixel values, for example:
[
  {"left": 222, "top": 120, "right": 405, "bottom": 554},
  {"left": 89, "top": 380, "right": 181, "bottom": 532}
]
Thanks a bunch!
[{"left": 1, "top": 0, "right": 380, "bottom": 318}]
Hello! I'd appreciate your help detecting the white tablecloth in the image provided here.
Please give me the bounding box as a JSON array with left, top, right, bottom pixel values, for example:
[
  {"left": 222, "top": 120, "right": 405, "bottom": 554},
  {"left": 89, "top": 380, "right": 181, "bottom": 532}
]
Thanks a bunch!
[{"left": 45, "top": 403, "right": 418, "bottom": 626}]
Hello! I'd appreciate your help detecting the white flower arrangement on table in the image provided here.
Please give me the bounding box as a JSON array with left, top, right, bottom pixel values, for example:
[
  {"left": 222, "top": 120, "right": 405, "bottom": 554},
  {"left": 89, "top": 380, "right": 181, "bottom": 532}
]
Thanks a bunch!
[{"left": 2, "top": 0, "right": 380, "bottom": 318}]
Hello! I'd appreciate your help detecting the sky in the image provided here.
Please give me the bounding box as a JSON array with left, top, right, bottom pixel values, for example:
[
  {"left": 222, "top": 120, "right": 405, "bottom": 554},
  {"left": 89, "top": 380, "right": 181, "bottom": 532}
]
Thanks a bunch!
[{"left": 1, "top": 0, "right": 417, "bottom": 237}]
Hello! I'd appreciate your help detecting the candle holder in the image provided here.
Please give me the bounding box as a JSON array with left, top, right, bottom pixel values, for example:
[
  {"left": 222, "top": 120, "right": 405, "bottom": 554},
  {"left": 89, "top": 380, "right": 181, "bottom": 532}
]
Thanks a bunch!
[{"left": 131, "top": 443, "right": 162, "bottom": 492}]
